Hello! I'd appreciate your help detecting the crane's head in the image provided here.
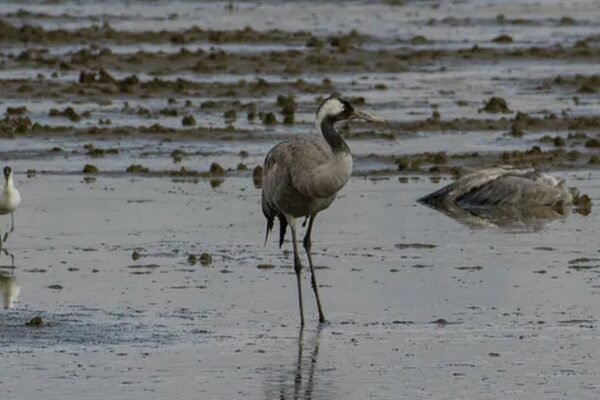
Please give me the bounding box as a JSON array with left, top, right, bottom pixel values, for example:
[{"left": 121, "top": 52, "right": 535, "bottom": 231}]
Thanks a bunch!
[
  {"left": 3, "top": 166, "right": 11, "bottom": 179},
  {"left": 316, "top": 96, "right": 385, "bottom": 128}
]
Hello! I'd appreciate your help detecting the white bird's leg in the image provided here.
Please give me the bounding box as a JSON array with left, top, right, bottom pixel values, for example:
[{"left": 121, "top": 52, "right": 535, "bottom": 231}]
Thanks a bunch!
[
  {"left": 1, "top": 248, "right": 15, "bottom": 272},
  {"left": 2, "top": 213, "right": 15, "bottom": 244},
  {"left": 287, "top": 215, "right": 305, "bottom": 328},
  {"left": 303, "top": 215, "right": 326, "bottom": 323}
]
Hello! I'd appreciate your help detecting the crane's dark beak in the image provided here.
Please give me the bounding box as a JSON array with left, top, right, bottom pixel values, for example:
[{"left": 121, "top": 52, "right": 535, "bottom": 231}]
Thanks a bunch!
[{"left": 351, "top": 109, "right": 386, "bottom": 124}]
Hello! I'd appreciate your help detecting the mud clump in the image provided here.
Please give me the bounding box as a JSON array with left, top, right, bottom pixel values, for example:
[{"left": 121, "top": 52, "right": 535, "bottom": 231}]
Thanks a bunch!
[
  {"left": 132, "top": 250, "right": 142, "bottom": 260},
  {"left": 210, "top": 178, "right": 223, "bottom": 188},
  {"left": 171, "top": 150, "right": 184, "bottom": 163},
  {"left": 83, "top": 164, "right": 99, "bottom": 174},
  {"left": 86, "top": 145, "right": 119, "bottom": 157},
  {"left": 584, "top": 138, "right": 600, "bottom": 148},
  {"left": 277, "top": 94, "right": 296, "bottom": 124},
  {"left": 553, "top": 136, "right": 566, "bottom": 147},
  {"left": 589, "top": 155, "right": 600, "bottom": 165},
  {"left": 395, "top": 243, "right": 437, "bottom": 249},
  {"left": 559, "top": 16, "right": 576, "bottom": 25},
  {"left": 409, "top": 35, "right": 428, "bottom": 45},
  {"left": 573, "top": 193, "right": 592, "bottom": 215},
  {"left": 5, "top": 106, "right": 28, "bottom": 116},
  {"left": 224, "top": 109, "right": 237, "bottom": 122},
  {"left": 492, "top": 34, "right": 513, "bottom": 43},
  {"left": 510, "top": 123, "right": 524, "bottom": 137},
  {"left": 252, "top": 165, "right": 263, "bottom": 187},
  {"left": 49, "top": 106, "right": 82, "bottom": 122},
  {"left": 119, "top": 75, "right": 140, "bottom": 93},
  {"left": 199, "top": 253, "right": 213, "bottom": 266},
  {"left": 479, "top": 97, "right": 511, "bottom": 113},
  {"left": 25, "top": 316, "right": 44, "bottom": 327},
  {"left": 262, "top": 112, "right": 278, "bottom": 125},
  {"left": 209, "top": 162, "right": 225, "bottom": 176},
  {"left": 0, "top": 116, "right": 32, "bottom": 135},
  {"left": 48, "top": 284, "right": 63, "bottom": 290},
  {"left": 306, "top": 36, "right": 324, "bottom": 48},
  {"left": 182, "top": 115, "right": 196, "bottom": 126},
  {"left": 126, "top": 164, "right": 150, "bottom": 173}
]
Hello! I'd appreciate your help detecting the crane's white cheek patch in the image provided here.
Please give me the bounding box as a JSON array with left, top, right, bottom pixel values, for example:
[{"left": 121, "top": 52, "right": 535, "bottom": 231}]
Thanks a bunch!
[{"left": 316, "top": 98, "right": 345, "bottom": 127}]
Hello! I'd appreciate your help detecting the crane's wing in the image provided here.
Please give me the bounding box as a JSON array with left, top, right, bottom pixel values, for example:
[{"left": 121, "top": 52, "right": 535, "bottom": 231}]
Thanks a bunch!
[
  {"left": 419, "top": 167, "right": 519, "bottom": 205},
  {"left": 261, "top": 136, "right": 344, "bottom": 246},
  {"left": 461, "top": 172, "right": 572, "bottom": 206},
  {"left": 289, "top": 136, "right": 350, "bottom": 199},
  {"left": 419, "top": 167, "right": 573, "bottom": 207}
]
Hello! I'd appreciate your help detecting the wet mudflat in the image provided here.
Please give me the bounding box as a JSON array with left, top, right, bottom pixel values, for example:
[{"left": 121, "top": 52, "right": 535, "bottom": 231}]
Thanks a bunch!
[
  {"left": 1, "top": 174, "right": 599, "bottom": 399},
  {"left": 1, "top": 0, "right": 600, "bottom": 399}
]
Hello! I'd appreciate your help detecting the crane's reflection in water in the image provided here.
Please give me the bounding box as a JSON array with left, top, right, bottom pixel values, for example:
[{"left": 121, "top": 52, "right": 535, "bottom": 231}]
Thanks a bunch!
[
  {"left": 0, "top": 248, "right": 19, "bottom": 309},
  {"left": 420, "top": 201, "right": 574, "bottom": 232},
  {"left": 264, "top": 326, "right": 334, "bottom": 399}
]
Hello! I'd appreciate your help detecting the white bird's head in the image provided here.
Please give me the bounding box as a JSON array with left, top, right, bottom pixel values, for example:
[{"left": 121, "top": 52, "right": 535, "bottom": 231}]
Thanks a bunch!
[
  {"left": 315, "top": 96, "right": 385, "bottom": 133},
  {"left": 3, "top": 166, "right": 12, "bottom": 180}
]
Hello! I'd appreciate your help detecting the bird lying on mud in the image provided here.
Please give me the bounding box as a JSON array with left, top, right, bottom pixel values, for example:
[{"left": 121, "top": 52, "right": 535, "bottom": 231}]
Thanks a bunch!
[
  {"left": 0, "top": 167, "right": 21, "bottom": 248},
  {"left": 261, "top": 96, "right": 385, "bottom": 327},
  {"left": 418, "top": 167, "right": 592, "bottom": 229},
  {"left": 418, "top": 167, "right": 580, "bottom": 208}
]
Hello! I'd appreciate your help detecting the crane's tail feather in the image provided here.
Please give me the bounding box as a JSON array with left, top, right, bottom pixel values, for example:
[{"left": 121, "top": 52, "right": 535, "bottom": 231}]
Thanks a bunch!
[
  {"left": 264, "top": 217, "right": 274, "bottom": 246},
  {"left": 278, "top": 217, "right": 288, "bottom": 248}
]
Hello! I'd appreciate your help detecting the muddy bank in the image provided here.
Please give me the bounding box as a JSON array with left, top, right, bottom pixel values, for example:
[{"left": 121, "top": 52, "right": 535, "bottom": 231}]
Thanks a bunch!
[
  {"left": 3, "top": 107, "right": 600, "bottom": 138},
  {"left": 5, "top": 42, "right": 600, "bottom": 76},
  {"left": 361, "top": 143, "right": 600, "bottom": 177},
  {"left": 0, "top": 20, "right": 324, "bottom": 45},
  {"left": 0, "top": 73, "right": 336, "bottom": 101}
]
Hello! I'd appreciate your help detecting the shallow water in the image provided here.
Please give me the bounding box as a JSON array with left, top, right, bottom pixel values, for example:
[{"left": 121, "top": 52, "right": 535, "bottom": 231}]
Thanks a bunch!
[{"left": 1, "top": 174, "right": 599, "bottom": 399}]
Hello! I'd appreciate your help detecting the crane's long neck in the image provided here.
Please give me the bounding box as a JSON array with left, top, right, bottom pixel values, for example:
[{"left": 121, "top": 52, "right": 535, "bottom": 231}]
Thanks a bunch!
[{"left": 319, "top": 117, "right": 350, "bottom": 155}]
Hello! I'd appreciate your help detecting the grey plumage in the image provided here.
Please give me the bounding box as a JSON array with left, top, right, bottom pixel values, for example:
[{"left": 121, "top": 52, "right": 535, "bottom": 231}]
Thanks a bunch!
[
  {"left": 262, "top": 135, "right": 348, "bottom": 246},
  {"left": 261, "top": 96, "right": 384, "bottom": 326},
  {"left": 418, "top": 167, "right": 581, "bottom": 230},
  {"left": 418, "top": 167, "right": 574, "bottom": 207}
]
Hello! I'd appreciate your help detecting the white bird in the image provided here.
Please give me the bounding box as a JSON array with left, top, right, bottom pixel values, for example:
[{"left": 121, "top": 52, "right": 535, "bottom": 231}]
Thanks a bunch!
[
  {"left": 261, "top": 96, "right": 385, "bottom": 326},
  {"left": 0, "top": 166, "right": 21, "bottom": 248}
]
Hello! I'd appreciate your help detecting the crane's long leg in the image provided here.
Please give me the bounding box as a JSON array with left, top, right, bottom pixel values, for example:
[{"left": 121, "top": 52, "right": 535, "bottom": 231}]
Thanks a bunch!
[
  {"left": 287, "top": 215, "right": 305, "bottom": 327},
  {"left": 303, "top": 215, "right": 326, "bottom": 323},
  {"left": 293, "top": 328, "right": 304, "bottom": 400},
  {"left": 305, "top": 325, "right": 322, "bottom": 398}
]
